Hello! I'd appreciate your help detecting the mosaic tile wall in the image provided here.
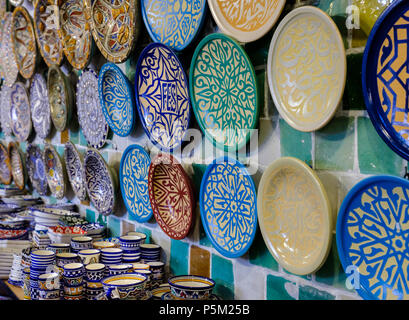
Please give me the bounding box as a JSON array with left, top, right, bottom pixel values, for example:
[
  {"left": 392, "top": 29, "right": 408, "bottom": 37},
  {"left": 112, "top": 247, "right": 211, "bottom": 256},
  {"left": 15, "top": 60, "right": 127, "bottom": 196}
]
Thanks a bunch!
[{"left": 3, "top": 0, "right": 406, "bottom": 300}]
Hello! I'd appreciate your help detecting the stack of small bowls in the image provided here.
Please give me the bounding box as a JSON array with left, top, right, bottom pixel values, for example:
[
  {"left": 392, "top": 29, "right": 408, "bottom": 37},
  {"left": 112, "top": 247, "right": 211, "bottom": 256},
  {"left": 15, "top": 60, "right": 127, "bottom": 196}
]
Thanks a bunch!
[
  {"left": 84, "top": 263, "right": 105, "bottom": 300},
  {"left": 63, "top": 263, "right": 84, "bottom": 300},
  {"left": 8, "top": 254, "right": 23, "bottom": 286},
  {"left": 147, "top": 261, "right": 165, "bottom": 288},
  {"left": 119, "top": 235, "right": 142, "bottom": 263},
  {"left": 30, "top": 250, "right": 56, "bottom": 300},
  {"left": 168, "top": 275, "right": 216, "bottom": 300},
  {"left": 22, "top": 267, "right": 31, "bottom": 300},
  {"left": 47, "top": 243, "right": 71, "bottom": 254},
  {"left": 78, "top": 249, "right": 100, "bottom": 265},
  {"left": 100, "top": 248, "right": 123, "bottom": 267},
  {"left": 140, "top": 244, "right": 161, "bottom": 263},
  {"left": 127, "top": 232, "right": 147, "bottom": 244},
  {"left": 108, "top": 264, "right": 133, "bottom": 276},
  {"left": 92, "top": 240, "right": 116, "bottom": 250},
  {"left": 101, "top": 273, "right": 148, "bottom": 300},
  {"left": 56, "top": 252, "right": 80, "bottom": 296},
  {"left": 71, "top": 236, "right": 93, "bottom": 253},
  {"left": 38, "top": 272, "right": 60, "bottom": 300}
]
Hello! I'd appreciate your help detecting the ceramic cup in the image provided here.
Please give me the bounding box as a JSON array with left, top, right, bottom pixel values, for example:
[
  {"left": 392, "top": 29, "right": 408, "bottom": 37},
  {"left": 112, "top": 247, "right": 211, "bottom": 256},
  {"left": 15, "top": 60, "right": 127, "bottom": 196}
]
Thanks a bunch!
[
  {"left": 71, "top": 236, "right": 93, "bottom": 252},
  {"left": 38, "top": 288, "right": 60, "bottom": 300},
  {"left": 126, "top": 232, "right": 147, "bottom": 244},
  {"left": 108, "top": 264, "right": 132, "bottom": 276},
  {"left": 63, "top": 263, "right": 84, "bottom": 286},
  {"left": 92, "top": 241, "right": 116, "bottom": 250},
  {"left": 168, "top": 275, "right": 215, "bottom": 300},
  {"left": 84, "top": 263, "right": 105, "bottom": 281},
  {"left": 101, "top": 273, "right": 147, "bottom": 300},
  {"left": 38, "top": 272, "right": 60, "bottom": 290},
  {"left": 64, "top": 284, "right": 84, "bottom": 296},
  {"left": 131, "top": 263, "right": 150, "bottom": 271},
  {"left": 78, "top": 249, "right": 101, "bottom": 265},
  {"left": 47, "top": 243, "right": 71, "bottom": 254},
  {"left": 119, "top": 235, "right": 143, "bottom": 250},
  {"left": 56, "top": 252, "right": 80, "bottom": 267}
]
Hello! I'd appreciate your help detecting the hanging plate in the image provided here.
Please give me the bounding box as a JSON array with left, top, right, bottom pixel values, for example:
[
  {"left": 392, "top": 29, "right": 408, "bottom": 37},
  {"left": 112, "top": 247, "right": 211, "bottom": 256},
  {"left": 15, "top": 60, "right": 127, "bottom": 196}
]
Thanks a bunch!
[
  {"left": 43, "top": 144, "right": 66, "bottom": 199},
  {"left": 30, "top": 73, "right": 51, "bottom": 140},
  {"left": 26, "top": 144, "right": 48, "bottom": 196},
  {"left": 0, "top": 142, "right": 12, "bottom": 185},
  {"left": 8, "top": 142, "right": 25, "bottom": 190},
  {"left": 10, "top": 82, "right": 32, "bottom": 142},
  {"left": 64, "top": 142, "right": 87, "bottom": 201}
]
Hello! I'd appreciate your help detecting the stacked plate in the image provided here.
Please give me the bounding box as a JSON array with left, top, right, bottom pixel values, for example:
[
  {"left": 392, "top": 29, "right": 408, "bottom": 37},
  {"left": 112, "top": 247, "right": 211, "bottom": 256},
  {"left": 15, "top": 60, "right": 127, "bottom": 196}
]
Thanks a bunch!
[
  {"left": 33, "top": 230, "right": 51, "bottom": 249},
  {"left": 47, "top": 226, "right": 87, "bottom": 244},
  {"left": 33, "top": 203, "right": 77, "bottom": 212},
  {"left": 0, "top": 186, "right": 26, "bottom": 197},
  {"left": 140, "top": 244, "right": 161, "bottom": 263},
  {"left": 100, "top": 248, "right": 123, "bottom": 266},
  {"left": 0, "top": 229, "right": 28, "bottom": 240},
  {"left": 81, "top": 223, "right": 106, "bottom": 241},
  {"left": 2, "top": 195, "right": 43, "bottom": 207},
  {"left": 0, "top": 240, "right": 31, "bottom": 279},
  {"left": 0, "top": 214, "right": 28, "bottom": 230},
  {"left": 30, "top": 207, "right": 80, "bottom": 228},
  {"left": 0, "top": 203, "right": 22, "bottom": 214},
  {"left": 30, "top": 250, "right": 56, "bottom": 300},
  {"left": 8, "top": 254, "right": 23, "bottom": 286}
]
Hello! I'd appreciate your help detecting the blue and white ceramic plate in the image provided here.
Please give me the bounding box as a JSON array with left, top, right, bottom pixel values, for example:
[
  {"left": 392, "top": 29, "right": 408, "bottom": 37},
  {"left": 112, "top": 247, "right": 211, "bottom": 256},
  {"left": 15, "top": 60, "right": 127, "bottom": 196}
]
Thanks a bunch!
[
  {"left": 98, "top": 63, "right": 135, "bottom": 137},
  {"left": 141, "top": 0, "right": 207, "bottom": 51},
  {"left": 337, "top": 175, "right": 409, "bottom": 300},
  {"left": 64, "top": 142, "right": 87, "bottom": 201},
  {"left": 363, "top": 0, "right": 409, "bottom": 160},
  {"left": 26, "top": 144, "right": 48, "bottom": 196},
  {"left": 10, "top": 82, "right": 32, "bottom": 142},
  {"left": 200, "top": 157, "right": 257, "bottom": 258},
  {"left": 119, "top": 144, "right": 153, "bottom": 223},
  {"left": 30, "top": 73, "right": 51, "bottom": 139},
  {"left": 135, "top": 43, "right": 191, "bottom": 151}
]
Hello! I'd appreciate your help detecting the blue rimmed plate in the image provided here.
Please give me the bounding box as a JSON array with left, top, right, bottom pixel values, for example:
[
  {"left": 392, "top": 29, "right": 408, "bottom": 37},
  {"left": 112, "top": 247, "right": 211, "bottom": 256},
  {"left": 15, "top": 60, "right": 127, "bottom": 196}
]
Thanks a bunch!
[
  {"left": 141, "top": 0, "right": 207, "bottom": 51},
  {"left": 135, "top": 43, "right": 191, "bottom": 151},
  {"left": 199, "top": 157, "right": 257, "bottom": 258},
  {"left": 337, "top": 175, "right": 409, "bottom": 300},
  {"left": 98, "top": 62, "right": 135, "bottom": 137},
  {"left": 363, "top": 0, "right": 409, "bottom": 160},
  {"left": 119, "top": 144, "right": 153, "bottom": 223}
]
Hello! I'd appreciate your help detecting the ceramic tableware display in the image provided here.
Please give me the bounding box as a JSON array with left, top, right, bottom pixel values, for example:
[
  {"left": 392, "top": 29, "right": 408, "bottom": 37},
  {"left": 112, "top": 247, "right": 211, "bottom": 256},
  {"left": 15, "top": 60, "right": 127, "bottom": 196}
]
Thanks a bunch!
[
  {"left": 64, "top": 142, "right": 88, "bottom": 201},
  {"left": 168, "top": 275, "right": 215, "bottom": 300},
  {"left": 76, "top": 68, "right": 109, "bottom": 149},
  {"left": 200, "top": 157, "right": 257, "bottom": 258},
  {"left": 26, "top": 144, "right": 48, "bottom": 196},
  {"left": 141, "top": 0, "right": 207, "bottom": 51},
  {"left": 101, "top": 273, "right": 147, "bottom": 300},
  {"left": 43, "top": 144, "right": 67, "bottom": 199},
  {"left": 148, "top": 153, "right": 195, "bottom": 240},
  {"left": 119, "top": 145, "right": 152, "bottom": 223},
  {"left": 362, "top": 0, "right": 409, "bottom": 161},
  {"left": 98, "top": 62, "right": 135, "bottom": 137},
  {"left": 78, "top": 249, "right": 100, "bottom": 265},
  {"left": 100, "top": 248, "right": 122, "bottom": 266},
  {"left": 90, "top": 0, "right": 140, "bottom": 63},
  {"left": 337, "top": 175, "right": 409, "bottom": 300},
  {"left": 1, "top": 12, "right": 19, "bottom": 87},
  {"left": 257, "top": 157, "right": 332, "bottom": 275},
  {"left": 0, "top": 85, "right": 13, "bottom": 136},
  {"left": 190, "top": 33, "right": 259, "bottom": 151},
  {"left": 11, "top": 6, "right": 37, "bottom": 80},
  {"left": 84, "top": 148, "right": 118, "bottom": 216},
  {"left": 0, "top": 142, "right": 12, "bottom": 185},
  {"left": 135, "top": 43, "right": 191, "bottom": 151},
  {"left": 33, "top": 0, "right": 63, "bottom": 67},
  {"left": 71, "top": 236, "right": 93, "bottom": 253},
  {"left": 267, "top": 6, "right": 346, "bottom": 132},
  {"left": 10, "top": 82, "right": 32, "bottom": 142},
  {"left": 207, "top": 0, "right": 286, "bottom": 43},
  {"left": 30, "top": 73, "right": 51, "bottom": 139}
]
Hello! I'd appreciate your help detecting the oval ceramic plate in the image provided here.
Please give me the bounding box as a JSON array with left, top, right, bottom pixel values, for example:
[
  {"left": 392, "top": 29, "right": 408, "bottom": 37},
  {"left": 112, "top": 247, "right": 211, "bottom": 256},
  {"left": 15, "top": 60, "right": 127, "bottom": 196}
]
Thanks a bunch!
[
  {"left": 30, "top": 73, "right": 51, "bottom": 139},
  {"left": 84, "top": 148, "right": 117, "bottom": 216},
  {"left": 120, "top": 144, "right": 153, "bottom": 223},
  {"left": 207, "top": 0, "right": 286, "bottom": 43},
  {"left": 11, "top": 6, "right": 37, "bottom": 80},
  {"left": 0, "top": 85, "right": 13, "bottom": 136},
  {"left": 43, "top": 144, "right": 66, "bottom": 199},
  {"left": 10, "top": 82, "right": 32, "bottom": 142},
  {"left": 26, "top": 144, "right": 48, "bottom": 196},
  {"left": 141, "top": 0, "right": 207, "bottom": 51},
  {"left": 136, "top": 43, "right": 191, "bottom": 151},
  {"left": 33, "top": 0, "right": 63, "bottom": 67},
  {"left": 8, "top": 142, "right": 25, "bottom": 190},
  {"left": 1, "top": 12, "right": 19, "bottom": 87},
  {"left": 267, "top": 6, "right": 346, "bottom": 132},
  {"left": 98, "top": 62, "right": 135, "bottom": 137},
  {"left": 190, "top": 33, "right": 259, "bottom": 151},
  {"left": 64, "top": 142, "right": 87, "bottom": 201},
  {"left": 0, "top": 142, "right": 12, "bottom": 185},
  {"left": 200, "top": 157, "right": 257, "bottom": 258},
  {"left": 90, "top": 0, "right": 140, "bottom": 63},
  {"left": 77, "top": 68, "right": 109, "bottom": 149},
  {"left": 148, "top": 153, "right": 194, "bottom": 240},
  {"left": 362, "top": 0, "right": 409, "bottom": 161},
  {"left": 337, "top": 175, "right": 409, "bottom": 300},
  {"left": 257, "top": 157, "right": 332, "bottom": 275}
]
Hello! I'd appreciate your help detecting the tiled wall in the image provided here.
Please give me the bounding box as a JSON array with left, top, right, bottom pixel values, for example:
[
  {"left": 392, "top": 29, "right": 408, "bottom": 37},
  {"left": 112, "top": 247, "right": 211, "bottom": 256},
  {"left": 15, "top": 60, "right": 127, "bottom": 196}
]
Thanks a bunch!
[{"left": 3, "top": 0, "right": 407, "bottom": 300}]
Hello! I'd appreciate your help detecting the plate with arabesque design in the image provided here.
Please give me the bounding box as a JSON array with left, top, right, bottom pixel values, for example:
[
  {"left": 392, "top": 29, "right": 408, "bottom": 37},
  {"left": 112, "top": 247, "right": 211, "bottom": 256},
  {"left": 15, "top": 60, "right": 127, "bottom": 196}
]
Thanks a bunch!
[
  {"left": 141, "top": 0, "right": 207, "bottom": 51},
  {"left": 200, "top": 157, "right": 257, "bottom": 258},
  {"left": 362, "top": 0, "right": 409, "bottom": 161},
  {"left": 8, "top": 142, "right": 25, "bottom": 190},
  {"left": 10, "top": 82, "right": 32, "bottom": 142},
  {"left": 30, "top": 73, "right": 51, "bottom": 139},
  {"left": 98, "top": 62, "right": 135, "bottom": 137},
  {"left": 26, "top": 144, "right": 48, "bottom": 196},
  {"left": 136, "top": 43, "right": 191, "bottom": 151},
  {"left": 267, "top": 6, "right": 346, "bottom": 132},
  {"left": 257, "top": 157, "right": 332, "bottom": 275},
  {"left": 148, "top": 153, "right": 194, "bottom": 240},
  {"left": 64, "top": 142, "right": 87, "bottom": 201},
  {"left": 1, "top": 12, "right": 19, "bottom": 87},
  {"left": 208, "top": 0, "right": 286, "bottom": 43},
  {"left": 190, "top": 33, "right": 259, "bottom": 152},
  {"left": 336, "top": 175, "right": 409, "bottom": 300},
  {"left": 120, "top": 144, "right": 153, "bottom": 223},
  {"left": 0, "top": 142, "right": 12, "bottom": 185},
  {"left": 43, "top": 144, "right": 66, "bottom": 200}
]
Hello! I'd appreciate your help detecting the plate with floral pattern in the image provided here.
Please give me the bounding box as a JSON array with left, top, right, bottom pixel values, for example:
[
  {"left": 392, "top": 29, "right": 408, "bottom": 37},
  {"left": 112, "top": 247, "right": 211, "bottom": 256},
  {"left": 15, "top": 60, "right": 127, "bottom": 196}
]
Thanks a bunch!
[
  {"left": 10, "top": 82, "right": 32, "bottom": 142},
  {"left": 30, "top": 73, "right": 51, "bottom": 139},
  {"left": 64, "top": 142, "right": 87, "bottom": 201},
  {"left": 0, "top": 12, "right": 19, "bottom": 87},
  {"left": 26, "top": 144, "right": 48, "bottom": 196},
  {"left": 0, "top": 85, "right": 13, "bottom": 136},
  {"left": 0, "top": 142, "right": 12, "bottom": 185},
  {"left": 43, "top": 144, "right": 66, "bottom": 199}
]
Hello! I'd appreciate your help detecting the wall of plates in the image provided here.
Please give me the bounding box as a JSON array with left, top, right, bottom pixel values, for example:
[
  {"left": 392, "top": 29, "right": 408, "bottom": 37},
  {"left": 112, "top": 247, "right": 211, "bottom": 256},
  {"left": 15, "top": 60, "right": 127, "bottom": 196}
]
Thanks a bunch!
[{"left": 0, "top": 0, "right": 407, "bottom": 300}]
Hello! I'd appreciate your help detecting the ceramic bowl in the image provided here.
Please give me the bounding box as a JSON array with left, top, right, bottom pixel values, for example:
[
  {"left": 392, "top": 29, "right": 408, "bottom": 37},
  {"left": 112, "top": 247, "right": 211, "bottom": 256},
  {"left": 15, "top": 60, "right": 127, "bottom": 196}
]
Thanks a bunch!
[
  {"left": 31, "top": 250, "right": 55, "bottom": 260},
  {"left": 131, "top": 263, "right": 150, "bottom": 271},
  {"left": 151, "top": 284, "right": 170, "bottom": 300},
  {"left": 168, "top": 275, "right": 215, "bottom": 300},
  {"left": 64, "top": 284, "right": 84, "bottom": 296},
  {"left": 30, "top": 73, "right": 51, "bottom": 139},
  {"left": 63, "top": 262, "right": 84, "bottom": 278},
  {"left": 38, "top": 272, "right": 60, "bottom": 290},
  {"left": 84, "top": 148, "right": 117, "bottom": 216},
  {"left": 148, "top": 153, "right": 195, "bottom": 240},
  {"left": 84, "top": 263, "right": 105, "bottom": 281},
  {"left": 64, "top": 142, "right": 87, "bottom": 201},
  {"left": 56, "top": 252, "right": 80, "bottom": 267},
  {"left": 38, "top": 288, "right": 60, "bottom": 300},
  {"left": 8, "top": 142, "right": 25, "bottom": 190},
  {"left": 127, "top": 232, "right": 147, "bottom": 243},
  {"left": 47, "top": 243, "right": 70, "bottom": 254},
  {"left": 119, "top": 235, "right": 142, "bottom": 249},
  {"left": 78, "top": 249, "right": 101, "bottom": 265},
  {"left": 43, "top": 144, "right": 67, "bottom": 199},
  {"left": 63, "top": 293, "right": 83, "bottom": 300},
  {"left": 108, "top": 264, "right": 132, "bottom": 276},
  {"left": 1, "top": 13, "right": 19, "bottom": 87},
  {"left": 71, "top": 236, "right": 93, "bottom": 252},
  {"left": 10, "top": 81, "right": 32, "bottom": 142},
  {"left": 92, "top": 241, "right": 116, "bottom": 250},
  {"left": 0, "top": 142, "right": 12, "bottom": 185},
  {"left": 101, "top": 273, "right": 147, "bottom": 300}
]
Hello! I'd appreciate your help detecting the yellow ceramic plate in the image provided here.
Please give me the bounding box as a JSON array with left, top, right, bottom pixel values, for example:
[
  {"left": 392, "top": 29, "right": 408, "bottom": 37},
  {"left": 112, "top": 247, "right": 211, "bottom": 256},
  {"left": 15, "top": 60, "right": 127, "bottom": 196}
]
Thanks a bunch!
[
  {"left": 267, "top": 6, "right": 346, "bottom": 132},
  {"left": 207, "top": 0, "right": 286, "bottom": 43},
  {"left": 257, "top": 157, "right": 332, "bottom": 275}
]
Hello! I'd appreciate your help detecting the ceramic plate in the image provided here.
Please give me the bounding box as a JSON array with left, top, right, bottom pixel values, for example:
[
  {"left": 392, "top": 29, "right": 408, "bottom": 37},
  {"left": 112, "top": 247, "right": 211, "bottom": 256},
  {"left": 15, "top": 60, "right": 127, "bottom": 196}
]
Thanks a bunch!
[
  {"left": 208, "top": 0, "right": 285, "bottom": 43},
  {"left": 10, "top": 82, "right": 32, "bottom": 142},
  {"left": 136, "top": 43, "right": 191, "bottom": 151},
  {"left": 200, "top": 157, "right": 257, "bottom": 258},
  {"left": 30, "top": 73, "right": 51, "bottom": 139},
  {"left": 362, "top": 0, "right": 409, "bottom": 160},
  {"left": 43, "top": 144, "right": 66, "bottom": 199},
  {"left": 26, "top": 144, "right": 48, "bottom": 196},
  {"left": 33, "top": 0, "right": 63, "bottom": 67},
  {"left": 11, "top": 6, "right": 37, "bottom": 80},
  {"left": 59, "top": 0, "right": 92, "bottom": 70},
  {"left": 98, "top": 62, "right": 135, "bottom": 137},
  {"left": 141, "top": 0, "right": 207, "bottom": 51},
  {"left": 190, "top": 33, "right": 259, "bottom": 151},
  {"left": 48, "top": 65, "right": 73, "bottom": 132},
  {"left": 1, "top": 12, "right": 19, "bottom": 87},
  {"left": 84, "top": 148, "right": 117, "bottom": 216},
  {"left": 0, "top": 142, "right": 12, "bottom": 185},
  {"left": 267, "top": 6, "right": 346, "bottom": 132},
  {"left": 7, "top": 142, "right": 25, "bottom": 190},
  {"left": 0, "top": 85, "right": 13, "bottom": 136},
  {"left": 90, "top": 0, "right": 140, "bottom": 63},
  {"left": 77, "top": 68, "right": 109, "bottom": 149},
  {"left": 257, "top": 157, "right": 332, "bottom": 275},
  {"left": 64, "top": 142, "right": 87, "bottom": 201},
  {"left": 337, "top": 175, "right": 409, "bottom": 300},
  {"left": 148, "top": 153, "right": 194, "bottom": 240},
  {"left": 119, "top": 144, "right": 152, "bottom": 223}
]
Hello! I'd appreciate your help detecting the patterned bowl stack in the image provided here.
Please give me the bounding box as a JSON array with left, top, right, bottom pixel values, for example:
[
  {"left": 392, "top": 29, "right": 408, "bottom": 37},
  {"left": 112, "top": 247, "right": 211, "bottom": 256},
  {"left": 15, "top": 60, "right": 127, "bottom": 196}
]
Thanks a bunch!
[
  {"left": 140, "top": 243, "right": 161, "bottom": 263},
  {"left": 70, "top": 236, "right": 93, "bottom": 253},
  {"left": 29, "top": 250, "right": 56, "bottom": 300},
  {"left": 119, "top": 235, "right": 142, "bottom": 263},
  {"left": 32, "top": 230, "right": 51, "bottom": 249},
  {"left": 84, "top": 263, "right": 105, "bottom": 300},
  {"left": 37, "top": 272, "right": 60, "bottom": 300},
  {"left": 8, "top": 253, "right": 23, "bottom": 286},
  {"left": 63, "top": 263, "right": 84, "bottom": 300},
  {"left": 100, "top": 248, "right": 123, "bottom": 271},
  {"left": 147, "top": 261, "right": 165, "bottom": 288}
]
